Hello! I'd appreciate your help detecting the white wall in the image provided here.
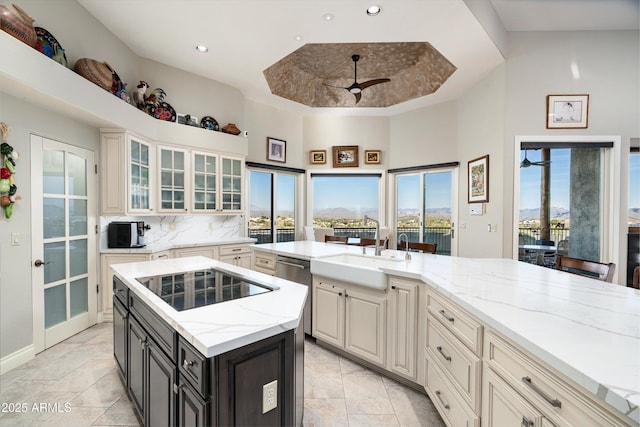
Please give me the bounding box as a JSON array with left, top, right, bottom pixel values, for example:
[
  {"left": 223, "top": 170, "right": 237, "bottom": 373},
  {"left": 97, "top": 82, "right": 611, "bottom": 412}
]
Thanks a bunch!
[
  {"left": 245, "top": 100, "right": 303, "bottom": 168},
  {"left": 0, "top": 93, "right": 100, "bottom": 359}
]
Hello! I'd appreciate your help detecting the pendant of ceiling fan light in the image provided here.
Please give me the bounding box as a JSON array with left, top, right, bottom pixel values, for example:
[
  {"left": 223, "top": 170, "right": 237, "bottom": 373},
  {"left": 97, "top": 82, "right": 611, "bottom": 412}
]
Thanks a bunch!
[{"left": 323, "top": 54, "right": 390, "bottom": 104}]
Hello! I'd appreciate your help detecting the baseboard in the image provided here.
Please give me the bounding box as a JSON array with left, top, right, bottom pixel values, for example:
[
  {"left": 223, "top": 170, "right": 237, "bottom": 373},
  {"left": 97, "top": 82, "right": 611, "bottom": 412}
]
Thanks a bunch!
[{"left": 1, "top": 344, "right": 35, "bottom": 375}]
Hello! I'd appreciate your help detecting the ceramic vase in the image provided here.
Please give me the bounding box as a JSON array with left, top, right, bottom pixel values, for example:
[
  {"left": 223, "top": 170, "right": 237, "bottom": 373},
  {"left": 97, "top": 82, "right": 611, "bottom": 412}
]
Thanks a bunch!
[
  {"left": 0, "top": 3, "right": 37, "bottom": 48},
  {"left": 221, "top": 123, "right": 241, "bottom": 135}
]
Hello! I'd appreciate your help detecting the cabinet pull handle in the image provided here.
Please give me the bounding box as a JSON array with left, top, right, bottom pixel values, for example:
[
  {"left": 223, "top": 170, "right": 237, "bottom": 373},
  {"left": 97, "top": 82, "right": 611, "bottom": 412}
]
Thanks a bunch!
[
  {"left": 436, "top": 346, "right": 452, "bottom": 362},
  {"left": 232, "top": 248, "right": 242, "bottom": 252},
  {"left": 522, "top": 376, "right": 562, "bottom": 408},
  {"left": 183, "top": 359, "right": 194, "bottom": 370},
  {"left": 439, "top": 309, "right": 455, "bottom": 323},
  {"left": 139, "top": 338, "right": 147, "bottom": 348},
  {"left": 173, "top": 383, "right": 182, "bottom": 394},
  {"left": 521, "top": 416, "right": 534, "bottom": 427},
  {"left": 391, "top": 285, "right": 396, "bottom": 290},
  {"left": 435, "top": 390, "right": 450, "bottom": 410}
]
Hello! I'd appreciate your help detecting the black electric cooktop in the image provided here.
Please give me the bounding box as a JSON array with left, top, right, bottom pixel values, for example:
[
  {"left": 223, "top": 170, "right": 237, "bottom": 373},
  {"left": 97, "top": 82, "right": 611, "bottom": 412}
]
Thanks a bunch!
[{"left": 136, "top": 269, "right": 272, "bottom": 312}]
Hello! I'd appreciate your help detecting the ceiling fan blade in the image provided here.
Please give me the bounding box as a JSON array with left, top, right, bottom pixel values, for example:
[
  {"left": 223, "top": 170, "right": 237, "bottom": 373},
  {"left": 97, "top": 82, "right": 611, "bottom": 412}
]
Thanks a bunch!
[
  {"left": 354, "top": 92, "right": 362, "bottom": 104},
  {"left": 359, "top": 78, "right": 391, "bottom": 90},
  {"left": 322, "top": 82, "right": 348, "bottom": 90},
  {"left": 531, "top": 160, "right": 551, "bottom": 166}
]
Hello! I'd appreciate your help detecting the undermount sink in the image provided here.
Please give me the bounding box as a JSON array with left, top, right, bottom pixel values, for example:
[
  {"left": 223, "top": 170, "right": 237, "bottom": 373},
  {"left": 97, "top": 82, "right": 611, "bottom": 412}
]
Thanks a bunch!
[{"left": 310, "top": 253, "right": 404, "bottom": 290}]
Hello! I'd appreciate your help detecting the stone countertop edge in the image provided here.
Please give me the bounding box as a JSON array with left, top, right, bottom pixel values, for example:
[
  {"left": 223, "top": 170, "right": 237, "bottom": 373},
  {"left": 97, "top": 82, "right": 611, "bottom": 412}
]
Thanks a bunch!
[
  {"left": 110, "top": 256, "right": 307, "bottom": 359},
  {"left": 255, "top": 242, "right": 640, "bottom": 425},
  {"left": 101, "top": 238, "right": 257, "bottom": 254}
]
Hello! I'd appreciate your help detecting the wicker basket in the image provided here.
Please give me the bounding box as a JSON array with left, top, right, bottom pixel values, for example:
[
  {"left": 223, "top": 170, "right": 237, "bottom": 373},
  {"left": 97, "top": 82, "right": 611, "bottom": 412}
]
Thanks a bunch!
[{"left": 73, "top": 58, "right": 115, "bottom": 92}]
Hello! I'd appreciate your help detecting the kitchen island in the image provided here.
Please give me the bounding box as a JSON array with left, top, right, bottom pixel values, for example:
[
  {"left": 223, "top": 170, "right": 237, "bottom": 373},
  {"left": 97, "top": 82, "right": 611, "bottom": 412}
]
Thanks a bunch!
[
  {"left": 111, "top": 256, "right": 307, "bottom": 427},
  {"left": 254, "top": 241, "right": 640, "bottom": 426}
]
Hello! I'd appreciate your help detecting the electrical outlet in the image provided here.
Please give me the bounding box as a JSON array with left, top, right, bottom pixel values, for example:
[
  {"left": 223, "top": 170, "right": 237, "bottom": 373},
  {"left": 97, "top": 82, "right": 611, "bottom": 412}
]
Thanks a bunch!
[
  {"left": 262, "top": 380, "right": 277, "bottom": 414},
  {"left": 491, "top": 224, "right": 497, "bottom": 232},
  {"left": 169, "top": 222, "right": 176, "bottom": 231}
]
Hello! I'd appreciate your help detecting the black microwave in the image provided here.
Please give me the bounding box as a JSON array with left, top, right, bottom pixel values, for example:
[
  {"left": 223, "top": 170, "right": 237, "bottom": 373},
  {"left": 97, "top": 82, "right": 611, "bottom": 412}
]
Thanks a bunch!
[{"left": 108, "top": 222, "right": 144, "bottom": 248}]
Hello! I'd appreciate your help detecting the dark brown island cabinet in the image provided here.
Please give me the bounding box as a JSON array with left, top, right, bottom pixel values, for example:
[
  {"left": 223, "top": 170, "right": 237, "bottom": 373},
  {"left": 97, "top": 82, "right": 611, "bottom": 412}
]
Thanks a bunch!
[{"left": 113, "top": 276, "right": 304, "bottom": 426}]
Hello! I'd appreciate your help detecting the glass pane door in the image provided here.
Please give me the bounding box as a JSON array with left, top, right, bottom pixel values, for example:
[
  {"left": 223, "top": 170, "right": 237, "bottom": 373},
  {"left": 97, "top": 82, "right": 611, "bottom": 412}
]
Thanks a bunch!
[
  {"left": 130, "top": 138, "right": 150, "bottom": 210},
  {"left": 193, "top": 152, "right": 217, "bottom": 211},
  {"left": 36, "top": 136, "right": 96, "bottom": 350}
]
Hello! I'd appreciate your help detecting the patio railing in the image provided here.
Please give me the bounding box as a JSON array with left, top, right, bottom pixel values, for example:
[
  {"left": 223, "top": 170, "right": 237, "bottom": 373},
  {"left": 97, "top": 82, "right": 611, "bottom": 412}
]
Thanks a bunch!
[{"left": 518, "top": 227, "right": 570, "bottom": 245}]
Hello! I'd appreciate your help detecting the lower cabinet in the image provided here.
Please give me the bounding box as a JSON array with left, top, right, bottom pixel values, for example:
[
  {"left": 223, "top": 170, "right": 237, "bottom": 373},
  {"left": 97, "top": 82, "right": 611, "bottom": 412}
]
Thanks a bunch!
[
  {"left": 219, "top": 244, "right": 253, "bottom": 269},
  {"left": 253, "top": 250, "right": 277, "bottom": 275},
  {"left": 114, "top": 275, "right": 301, "bottom": 427},
  {"left": 388, "top": 277, "right": 418, "bottom": 380},
  {"left": 312, "top": 276, "right": 386, "bottom": 366}
]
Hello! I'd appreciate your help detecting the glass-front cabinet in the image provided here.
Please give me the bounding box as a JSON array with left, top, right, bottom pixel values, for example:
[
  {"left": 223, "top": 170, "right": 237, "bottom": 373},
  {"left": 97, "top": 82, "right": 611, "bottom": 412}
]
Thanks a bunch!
[
  {"left": 192, "top": 151, "right": 244, "bottom": 213},
  {"left": 158, "top": 146, "right": 188, "bottom": 213},
  {"left": 100, "top": 130, "right": 244, "bottom": 215}
]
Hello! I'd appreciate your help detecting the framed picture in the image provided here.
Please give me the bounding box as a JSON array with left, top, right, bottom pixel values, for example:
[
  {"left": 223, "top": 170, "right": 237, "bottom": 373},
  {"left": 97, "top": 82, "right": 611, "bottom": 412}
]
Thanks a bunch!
[
  {"left": 332, "top": 145, "right": 359, "bottom": 168},
  {"left": 546, "top": 94, "right": 589, "bottom": 129},
  {"left": 310, "top": 150, "right": 326, "bottom": 164},
  {"left": 267, "top": 137, "right": 286, "bottom": 163},
  {"left": 364, "top": 150, "right": 381, "bottom": 164},
  {"left": 177, "top": 113, "right": 198, "bottom": 126},
  {"left": 468, "top": 155, "right": 489, "bottom": 203}
]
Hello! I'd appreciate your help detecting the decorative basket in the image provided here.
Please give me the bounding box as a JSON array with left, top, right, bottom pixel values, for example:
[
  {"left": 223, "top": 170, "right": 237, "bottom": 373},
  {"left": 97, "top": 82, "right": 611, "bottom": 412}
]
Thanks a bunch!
[
  {"left": 73, "top": 58, "right": 115, "bottom": 92},
  {"left": 0, "top": 3, "right": 37, "bottom": 48}
]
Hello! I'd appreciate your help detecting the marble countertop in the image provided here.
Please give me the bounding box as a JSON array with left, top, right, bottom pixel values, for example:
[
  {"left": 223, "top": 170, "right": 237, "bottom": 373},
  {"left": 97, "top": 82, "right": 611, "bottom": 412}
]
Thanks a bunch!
[
  {"left": 256, "top": 242, "right": 640, "bottom": 424},
  {"left": 110, "top": 256, "right": 307, "bottom": 358},
  {"left": 101, "top": 237, "right": 256, "bottom": 254},
  {"left": 253, "top": 240, "right": 370, "bottom": 260}
]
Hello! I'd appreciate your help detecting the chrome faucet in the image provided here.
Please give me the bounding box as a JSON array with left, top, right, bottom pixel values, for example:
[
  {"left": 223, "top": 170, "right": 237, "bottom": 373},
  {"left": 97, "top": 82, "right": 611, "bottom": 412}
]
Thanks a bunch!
[
  {"left": 399, "top": 233, "right": 411, "bottom": 260},
  {"left": 364, "top": 215, "right": 382, "bottom": 256}
]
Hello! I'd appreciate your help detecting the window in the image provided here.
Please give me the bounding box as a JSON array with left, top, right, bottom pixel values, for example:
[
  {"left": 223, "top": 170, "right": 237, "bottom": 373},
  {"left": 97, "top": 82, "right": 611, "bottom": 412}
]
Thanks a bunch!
[
  {"left": 248, "top": 169, "right": 297, "bottom": 243},
  {"left": 309, "top": 174, "right": 383, "bottom": 239},
  {"left": 631, "top": 148, "right": 639, "bottom": 227},
  {"left": 395, "top": 169, "right": 456, "bottom": 255},
  {"left": 517, "top": 143, "right": 612, "bottom": 264}
]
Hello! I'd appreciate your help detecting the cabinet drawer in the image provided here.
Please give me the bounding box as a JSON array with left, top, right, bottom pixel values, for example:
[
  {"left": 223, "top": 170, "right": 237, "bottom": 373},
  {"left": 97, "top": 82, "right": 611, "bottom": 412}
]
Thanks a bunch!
[
  {"left": 254, "top": 253, "right": 276, "bottom": 271},
  {"left": 219, "top": 245, "right": 252, "bottom": 256},
  {"left": 427, "top": 314, "right": 481, "bottom": 413},
  {"left": 426, "top": 357, "right": 480, "bottom": 427},
  {"left": 129, "top": 293, "right": 176, "bottom": 359},
  {"left": 113, "top": 276, "right": 129, "bottom": 307},
  {"left": 178, "top": 336, "right": 210, "bottom": 397},
  {"left": 485, "top": 331, "right": 628, "bottom": 426},
  {"left": 426, "top": 291, "right": 482, "bottom": 355}
]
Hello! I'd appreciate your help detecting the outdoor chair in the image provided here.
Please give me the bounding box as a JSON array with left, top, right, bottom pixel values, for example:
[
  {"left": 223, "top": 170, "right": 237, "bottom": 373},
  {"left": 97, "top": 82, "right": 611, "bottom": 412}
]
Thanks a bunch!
[
  {"left": 555, "top": 255, "right": 615, "bottom": 283},
  {"left": 398, "top": 241, "right": 437, "bottom": 254}
]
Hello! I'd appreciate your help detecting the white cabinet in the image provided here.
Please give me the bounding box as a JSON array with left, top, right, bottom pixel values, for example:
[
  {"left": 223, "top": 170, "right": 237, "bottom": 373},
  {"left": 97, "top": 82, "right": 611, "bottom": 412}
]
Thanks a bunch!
[
  {"left": 252, "top": 250, "right": 276, "bottom": 276},
  {"left": 101, "top": 131, "right": 154, "bottom": 215},
  {"left": 312, "top": 276, "right": 386, "bottom": 366},
  {"left": 219, "top": 244, "right": 253, "bottom": 268},
  {"left": 158, "top": 145, "right": 188, "bottom": 213},
  {"left": 388, "top": 277, "right": 418, "bottom": 380},
  {"left": 484, "top": 331, "right": 631, "bottom": 427},
  {"left": 173, "top": 246, "right": 217, "bottom": 259},
  {"left": 100, "top": 131, "right": 245, "bottom": 215},
  {"left": 482, "top": 367, "right": 546, "bottom": 427}
]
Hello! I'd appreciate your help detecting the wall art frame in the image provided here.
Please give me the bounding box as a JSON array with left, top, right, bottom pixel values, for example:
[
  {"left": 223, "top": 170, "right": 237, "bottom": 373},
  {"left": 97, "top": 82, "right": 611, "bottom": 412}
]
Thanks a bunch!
[
  {"left": 310, "top": 150, "right": 326, "bottom": 164},
  {"left": 332, "top": 145, "right": 359, "bottom": 168},
  {"left": 364, "top": 150, "right": 381, "bottom": 164},
  {"left": 267, "top": 137, "right": 286, "bottom": 163},
  {"left": 468, "top": 154, "right": 489, "bottom": 203},
  {"left": 546, "top": 94, "right": 589, "bottom": 129}
]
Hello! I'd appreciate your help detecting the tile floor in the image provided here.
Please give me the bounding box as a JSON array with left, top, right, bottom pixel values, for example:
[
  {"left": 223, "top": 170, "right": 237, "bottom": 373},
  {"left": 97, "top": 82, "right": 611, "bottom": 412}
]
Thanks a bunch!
[{"left": 0, "top": 322, "right": 445, "bottom": 427}]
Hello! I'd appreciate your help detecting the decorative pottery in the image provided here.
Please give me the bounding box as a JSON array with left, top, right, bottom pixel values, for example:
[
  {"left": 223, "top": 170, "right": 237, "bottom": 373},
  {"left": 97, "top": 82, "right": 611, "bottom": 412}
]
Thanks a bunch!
[
  {"left": 73, "top": 58, "right": 116, "bottom": 92},
  {"left": 221, "top": 123, "right": 241, "bottom": 135},
  {"left": 151, "top": 102, "right": 177, "bottom": 122},
  {"left": 0, "top": 3, "right": 37, "bottom": 48},
  {"left": 200, "top": 116, "right": 220, "bottom": 131},
  {"left": 35, "top": 27, "right": 67, "bottom": 67}
]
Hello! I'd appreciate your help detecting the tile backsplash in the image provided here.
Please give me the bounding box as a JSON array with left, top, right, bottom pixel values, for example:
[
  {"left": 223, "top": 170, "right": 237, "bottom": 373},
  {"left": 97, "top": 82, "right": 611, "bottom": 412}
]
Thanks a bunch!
[{"left": 100, "top": 215, "right": 243, "bottom": 249}]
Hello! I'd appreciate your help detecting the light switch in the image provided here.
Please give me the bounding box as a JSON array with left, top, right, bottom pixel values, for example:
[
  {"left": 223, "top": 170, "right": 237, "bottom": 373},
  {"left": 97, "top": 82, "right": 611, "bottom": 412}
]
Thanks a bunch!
[{"left": 11, "top": 232, "right": 20, "bottom": 246}]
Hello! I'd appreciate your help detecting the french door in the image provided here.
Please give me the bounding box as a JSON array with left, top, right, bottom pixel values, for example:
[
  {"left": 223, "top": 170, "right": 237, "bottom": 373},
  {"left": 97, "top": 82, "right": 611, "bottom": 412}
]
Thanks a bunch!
[
  {"left": 394, "top": 168, "right": 458, "bottom": 255},
  {"left": 31, "top": 135, "right": 97, "bottom": 353}
]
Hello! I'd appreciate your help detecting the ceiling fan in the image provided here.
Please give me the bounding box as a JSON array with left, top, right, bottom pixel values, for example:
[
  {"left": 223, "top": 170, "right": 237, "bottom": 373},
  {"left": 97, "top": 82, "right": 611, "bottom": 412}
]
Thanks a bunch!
[
  {"left": 520, "top": 149, "right": 551, "bottom": 168},
  {"left": 324, "top": 54, "right": 390, "bottom": 104}
]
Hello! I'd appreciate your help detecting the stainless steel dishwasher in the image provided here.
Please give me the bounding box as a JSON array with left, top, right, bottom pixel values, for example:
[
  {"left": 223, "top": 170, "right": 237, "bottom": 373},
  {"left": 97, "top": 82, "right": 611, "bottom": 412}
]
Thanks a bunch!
[{"left": 275, "top": 255, "right": 311, "bottom": 335}]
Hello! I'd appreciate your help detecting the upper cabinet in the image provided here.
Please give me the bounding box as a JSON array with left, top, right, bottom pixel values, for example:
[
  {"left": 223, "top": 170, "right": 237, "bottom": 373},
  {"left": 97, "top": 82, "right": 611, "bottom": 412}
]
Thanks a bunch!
[{"left": 101, "top": 130, "right": 244, "bottom": 216}]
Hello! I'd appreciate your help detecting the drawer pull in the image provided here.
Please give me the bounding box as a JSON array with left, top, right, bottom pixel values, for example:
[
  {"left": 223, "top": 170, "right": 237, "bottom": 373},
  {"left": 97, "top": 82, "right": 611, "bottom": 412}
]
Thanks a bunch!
[
  {"left": 436, "top": 346, "right": 452, "bottom": 362},
  {"left": 232, "top": 248, "right": 242, "bottom": 252},
  {"left": 438, "top": 309, "right": 455, "bottom": 323},
  {"left": 138, "top": 338, "right": 147, "bottom": 348},
  {"left": 435, "top": 390, "right": 450, "bottom": 410},
  {"left": 521, "top": 416, "right": 534, "bottom": 427},
  {"left": 522, "top": 376, "right": 562, "bottom": 408},
  {"left": 183, "top": 359, "right": 194, "bottom": 370}
]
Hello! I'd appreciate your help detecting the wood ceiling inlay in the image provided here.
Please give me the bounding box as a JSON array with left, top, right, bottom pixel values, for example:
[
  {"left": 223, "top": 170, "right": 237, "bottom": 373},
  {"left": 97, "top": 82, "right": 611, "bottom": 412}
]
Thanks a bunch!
[{"left": 263, "top": 42, "right": 456, "bottom": 108}]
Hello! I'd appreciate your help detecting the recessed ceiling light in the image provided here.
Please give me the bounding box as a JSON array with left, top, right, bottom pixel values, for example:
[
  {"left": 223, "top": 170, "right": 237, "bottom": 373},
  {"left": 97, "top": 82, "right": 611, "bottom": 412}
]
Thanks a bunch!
[
  {"left": 322, "top": 13, "right": 334, "bottom": 21},
  {"left": 294, "top": 35, "right": 303, "bottom": 41},
  {"left": 195, "top": 45, "right": 208, "bottom": 53},
  {"left": 366, "top": 5, "right": 381, "bottom": 16}
]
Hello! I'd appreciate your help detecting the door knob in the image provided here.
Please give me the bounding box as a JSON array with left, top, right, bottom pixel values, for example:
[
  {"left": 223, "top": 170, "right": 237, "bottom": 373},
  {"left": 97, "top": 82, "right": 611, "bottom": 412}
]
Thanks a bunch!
[{"left": 34, "top": 259, "right": 52, "bottom": 267}]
